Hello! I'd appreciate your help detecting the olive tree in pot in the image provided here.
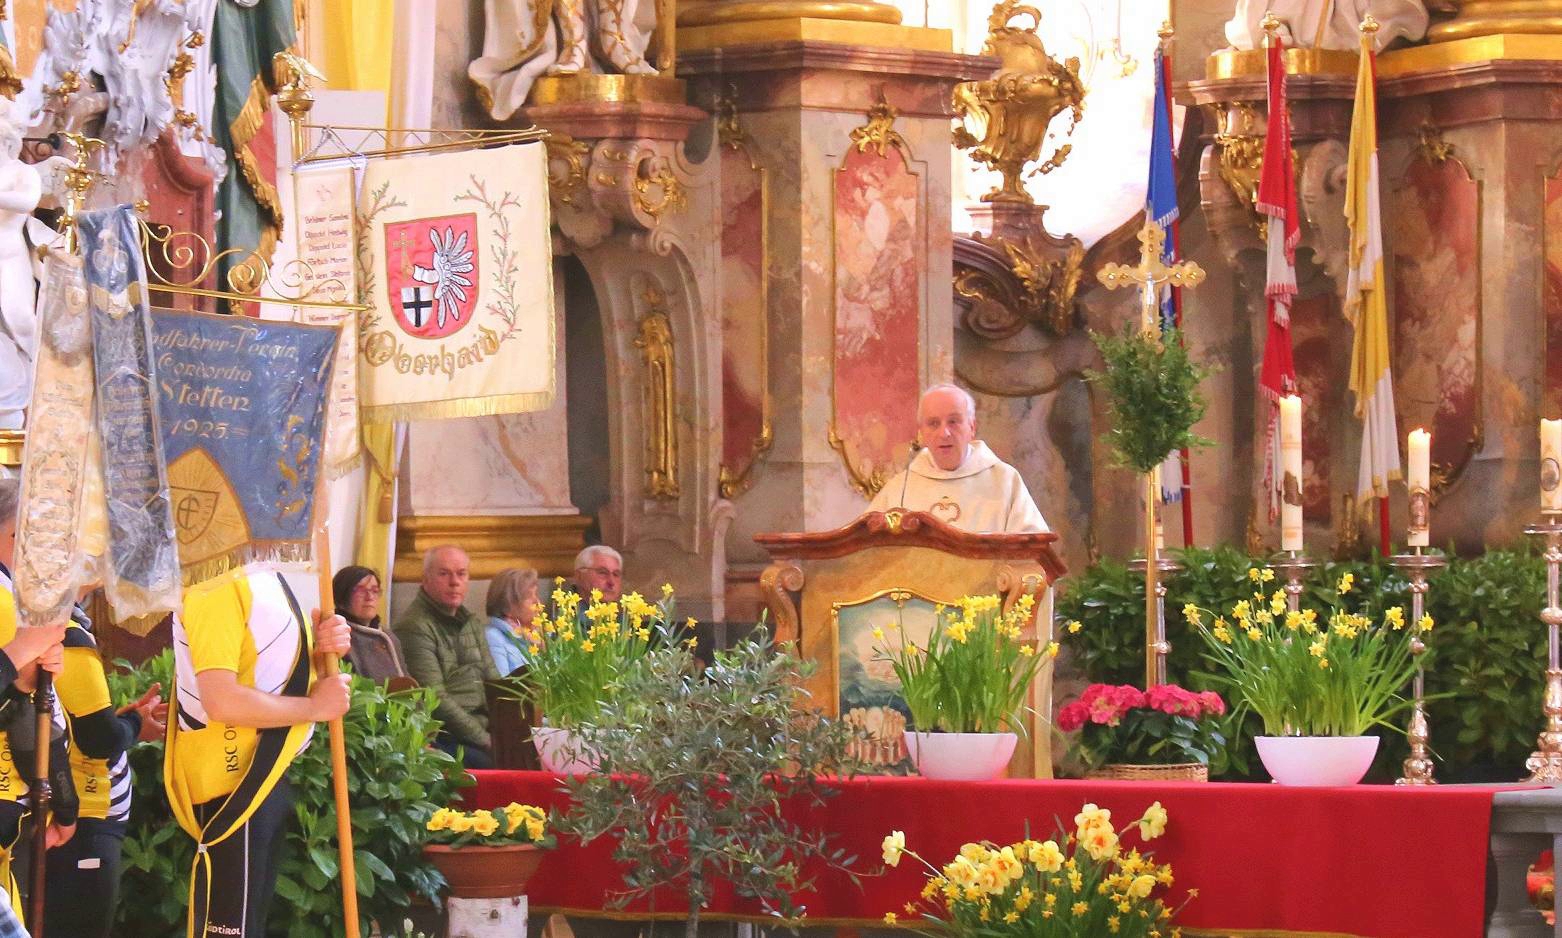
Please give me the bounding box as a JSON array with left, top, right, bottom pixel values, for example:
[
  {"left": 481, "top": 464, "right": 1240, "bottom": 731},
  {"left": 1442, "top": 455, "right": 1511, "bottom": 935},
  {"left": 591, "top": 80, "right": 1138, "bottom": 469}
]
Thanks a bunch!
[{"left": 556, "top": 630, "right": 867, "bottom": 938}]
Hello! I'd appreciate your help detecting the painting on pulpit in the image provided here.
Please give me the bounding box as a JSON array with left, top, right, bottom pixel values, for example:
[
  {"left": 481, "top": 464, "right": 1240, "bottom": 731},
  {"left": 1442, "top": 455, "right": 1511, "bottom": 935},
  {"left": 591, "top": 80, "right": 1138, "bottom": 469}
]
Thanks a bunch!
[
  {"left": 1544, "top": 162, "right": 1562, "bottom": 415},
  {"left": 833, "top": 587, "right": 956, "bottom": 768}
]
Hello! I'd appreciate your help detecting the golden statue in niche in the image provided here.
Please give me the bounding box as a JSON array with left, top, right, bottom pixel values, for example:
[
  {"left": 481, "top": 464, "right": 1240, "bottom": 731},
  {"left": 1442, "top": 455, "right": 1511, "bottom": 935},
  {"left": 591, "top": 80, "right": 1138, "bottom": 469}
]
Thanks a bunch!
[{"left": 952, "top": 0, "right": 1086, "bottom": 204}]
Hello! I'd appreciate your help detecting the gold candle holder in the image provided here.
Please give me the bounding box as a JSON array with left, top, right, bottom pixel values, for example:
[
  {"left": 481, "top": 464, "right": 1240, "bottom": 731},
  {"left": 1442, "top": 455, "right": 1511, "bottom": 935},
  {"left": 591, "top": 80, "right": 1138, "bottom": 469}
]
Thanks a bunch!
[
  {"left": 1525, "top": 514, "right": 1562, "bottom": 783},
  {"left": 1128, "top": 553, "right": 1184, "bottom": 687},
  {"left": 1270, "top": 550, "right": 1317, "bottom": 614},
  {"left": 1391, "top": 549, "right": 1446, "bottom": 786}
]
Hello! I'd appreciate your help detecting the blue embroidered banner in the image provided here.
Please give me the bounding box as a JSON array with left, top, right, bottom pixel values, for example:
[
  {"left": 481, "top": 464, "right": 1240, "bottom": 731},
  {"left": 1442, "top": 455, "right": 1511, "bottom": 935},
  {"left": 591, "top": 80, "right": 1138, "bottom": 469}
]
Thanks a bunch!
[
  {"left": 149, "top": 307, "right": 338, "bottom": 578},
  {"left": 80, "top": 205, "right": 181, "bottom": 616}
]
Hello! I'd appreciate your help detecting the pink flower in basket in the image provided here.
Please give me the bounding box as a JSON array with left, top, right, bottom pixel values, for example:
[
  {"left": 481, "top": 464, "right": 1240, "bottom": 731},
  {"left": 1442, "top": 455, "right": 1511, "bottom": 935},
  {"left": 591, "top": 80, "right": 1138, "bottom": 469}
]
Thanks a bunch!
[{"left": 1058, "top": 683, "right": 1229, "bottom": 774}]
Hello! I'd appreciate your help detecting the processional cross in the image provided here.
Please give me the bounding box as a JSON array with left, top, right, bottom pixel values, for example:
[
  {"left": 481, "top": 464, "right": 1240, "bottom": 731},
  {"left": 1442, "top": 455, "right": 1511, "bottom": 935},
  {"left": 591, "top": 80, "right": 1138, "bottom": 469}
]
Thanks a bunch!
[
  {"left": 1097, "top": 220, "right": 1206, "bottom": 335},
  {"left": 1095, "top": 219, "right": 1206, "bottom": 687}
]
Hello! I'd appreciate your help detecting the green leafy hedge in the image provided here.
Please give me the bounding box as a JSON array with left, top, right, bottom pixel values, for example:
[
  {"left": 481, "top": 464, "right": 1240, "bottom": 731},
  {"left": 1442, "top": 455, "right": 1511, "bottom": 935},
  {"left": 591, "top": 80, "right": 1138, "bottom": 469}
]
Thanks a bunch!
[
  {"left": 1056, "top": 545, "right": 1545, "bottom": 781},
  {"left": 108, "top": 652, "right": 468, "bottom": 936}
]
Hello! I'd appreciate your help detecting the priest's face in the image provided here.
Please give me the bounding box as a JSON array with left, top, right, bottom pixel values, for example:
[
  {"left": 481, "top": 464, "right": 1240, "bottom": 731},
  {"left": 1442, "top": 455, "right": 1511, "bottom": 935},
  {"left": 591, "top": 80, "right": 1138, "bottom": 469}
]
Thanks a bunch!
[{"left": 918, "top": 389, "right": 975, "bottom": 471}]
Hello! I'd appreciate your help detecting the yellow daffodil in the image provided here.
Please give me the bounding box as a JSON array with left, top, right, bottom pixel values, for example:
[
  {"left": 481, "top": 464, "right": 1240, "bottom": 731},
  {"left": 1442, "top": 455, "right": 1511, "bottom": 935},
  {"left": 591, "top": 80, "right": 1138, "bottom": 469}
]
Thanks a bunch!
[
  {"left": 1046, "top": 641, "right": 1060, "bottom": 657},
  {"left": 1003, "top": 911, "right": 1020, "bottom": 923},
  {"left": 1130, "top": 874, "right": 1157, "bottom": 898},
  {"left": 1247, "top": 568, "right": 1261, "bottom": 582},
  {"left": 1385, "top": 606, "right": 1405, "bottom": 629},
  {"left": 1029, "top": 839, "right": 1064, "bottom": 872},
  {"left": 1269, "top": 590, "right": 1286, "bottom": 615},
  {"left": 1020, "top": 644, "right": 1036, "bottom": 657},
  {"left": 1136, "top": 801, "right": 1167, "bottom": 840},
  {"left": 1261, "top": 568, "right": 1276, "bottom": 583},
  {"left": 1319, "top": 657, "right": 1330, "bottom": 669},
  {"left": 1232, "top": 600, "right": 1251, "bottom": 621},
  {"left": 1071, "top": 901, "right": 1089, "bottom": 916},
  {"left": 1067, "top": 620, "right": 1083, "bottom": 634},
  {"left": 1309, "top": 640, "right": 1326, "bottom": 657},
  {"left": 1213, "top": 624, "right": 1232, "bottom": 644},
  {"left": 1109, "top": 915, "right": 1122, "bottom": 933},
  {"left": 1419, "top": 613, "right": 1434, "bottom": 632},
  {"left": 882, "top": 912, "right": 897, "bottom": 926},
  {"left": 1338, "top": 572, "right": 1355, "bottom": 593},
  {"left": 1182, "top": 603, "right": 1202, "bottom": 626},
  {"left": 580, "top": 639, "right": 596, "bottom": 652},
  {"left": 881, "top": 831, "right": 905, "bottom": 867},
  {"left": 1156, "top": 864, "right": 1174, "bottom": 886},
  {"left": 1245, "top": 626, "right": 1262, "bottom": 641},
  {"left": 1285, "top": 611, "right": 1303, "bottom": 631},
  {"left": 872, "top": 626, "right": 886, "bottom": 642}
]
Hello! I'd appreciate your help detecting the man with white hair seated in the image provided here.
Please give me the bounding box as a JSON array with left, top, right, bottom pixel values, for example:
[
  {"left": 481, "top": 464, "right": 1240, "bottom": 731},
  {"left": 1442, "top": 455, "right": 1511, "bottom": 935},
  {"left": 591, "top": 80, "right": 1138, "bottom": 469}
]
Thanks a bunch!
[
  {"left": 572, "top": 544, "right": 623, "bottom": 603},
  {"left": 868, "top": 384, "right": 1048, "bottom": 534}
]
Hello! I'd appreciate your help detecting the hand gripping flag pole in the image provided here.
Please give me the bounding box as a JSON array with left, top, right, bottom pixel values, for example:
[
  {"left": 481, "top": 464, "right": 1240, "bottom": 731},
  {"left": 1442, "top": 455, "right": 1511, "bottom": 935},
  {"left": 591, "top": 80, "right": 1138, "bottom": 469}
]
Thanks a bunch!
[{"left": 276, "top": 52, "right": 361, "bottom": 937}]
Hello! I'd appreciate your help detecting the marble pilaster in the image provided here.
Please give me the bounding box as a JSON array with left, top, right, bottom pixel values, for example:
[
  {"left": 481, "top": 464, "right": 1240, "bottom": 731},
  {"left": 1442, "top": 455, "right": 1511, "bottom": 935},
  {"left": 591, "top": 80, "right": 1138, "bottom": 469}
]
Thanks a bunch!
[{"left": 679, "top": 40, "right": 992, "bottom": 616}]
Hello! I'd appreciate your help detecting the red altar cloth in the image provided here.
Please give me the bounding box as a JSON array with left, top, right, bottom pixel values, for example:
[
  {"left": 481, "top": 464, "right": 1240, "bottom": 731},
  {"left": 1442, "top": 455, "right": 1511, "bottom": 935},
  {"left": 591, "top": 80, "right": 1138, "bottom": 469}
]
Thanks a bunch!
[{"left": 465, "top": 771, "right": 1513, "bottom": 938}]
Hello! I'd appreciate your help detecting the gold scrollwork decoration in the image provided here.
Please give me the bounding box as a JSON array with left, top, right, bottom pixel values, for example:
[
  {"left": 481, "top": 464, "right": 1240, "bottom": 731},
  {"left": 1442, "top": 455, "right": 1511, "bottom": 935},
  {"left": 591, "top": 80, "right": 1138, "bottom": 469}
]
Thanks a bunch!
[
  {"left": 634, "top": 285, "right": 680, "bottom": 500},
  {"left": 134, "top": 216, "right": 368, "bottom": 312},
  {"left": 827, "top": 424, "right": 890, "bottom": 498},
  {"left": 952, "top": 0, "right": 1085, "bottom": 203},
  {"left": 849, "top": 100, "right": 910, "bottom": 158},
  {"left": 1210, "top": 102, "right": 1268, "bottom": 235},
  {"left": 632, "top": 159, "right": 687, "bottom": 219},
  {"left": 544, "top": 133, "right": 591, "bottom": 206},
  {"left": 714, "top": 89, "right": 774, "bottom": 500},
  {"left": 758, "top": 561, "right": 804, "bottom": 645},
  {"left": 1417, "top": 124, "right": 1455, "bottom": 164}
]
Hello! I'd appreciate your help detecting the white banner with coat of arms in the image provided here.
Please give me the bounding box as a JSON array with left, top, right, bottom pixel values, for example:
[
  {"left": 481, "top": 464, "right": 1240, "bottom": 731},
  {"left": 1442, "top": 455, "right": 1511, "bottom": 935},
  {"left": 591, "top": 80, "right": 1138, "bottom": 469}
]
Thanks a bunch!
[{"left": 357, "top": 142, "right": 555, "bottom": 421}]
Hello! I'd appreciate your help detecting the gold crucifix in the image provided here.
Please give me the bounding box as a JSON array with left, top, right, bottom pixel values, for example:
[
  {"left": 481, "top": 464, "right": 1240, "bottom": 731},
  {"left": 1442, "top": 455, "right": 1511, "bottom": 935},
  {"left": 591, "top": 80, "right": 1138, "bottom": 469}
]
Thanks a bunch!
[
  {"left": 1097, "top": 220, "right": 1206, "bottom": 335},
  {"left": 1095, "top": 218, "right": 1205, "bottom": 688}
]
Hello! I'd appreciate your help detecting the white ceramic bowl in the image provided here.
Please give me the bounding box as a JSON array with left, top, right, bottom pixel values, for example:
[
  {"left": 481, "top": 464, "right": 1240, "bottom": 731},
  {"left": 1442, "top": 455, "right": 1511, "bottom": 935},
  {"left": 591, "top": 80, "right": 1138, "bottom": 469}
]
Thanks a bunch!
[
  {"left": 1254, "top": 735, "right": 1379, "bottom": 786},
  {"left": 904, "top": 731, "right": 1018, "bottom": 781}
]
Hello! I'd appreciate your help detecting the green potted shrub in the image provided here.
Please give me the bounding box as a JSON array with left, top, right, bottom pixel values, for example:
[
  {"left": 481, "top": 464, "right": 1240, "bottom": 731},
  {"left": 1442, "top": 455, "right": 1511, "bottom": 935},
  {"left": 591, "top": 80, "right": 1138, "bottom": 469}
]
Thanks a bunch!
[{"left": 557, "top": 629, "right": 866, "bottom": 938}]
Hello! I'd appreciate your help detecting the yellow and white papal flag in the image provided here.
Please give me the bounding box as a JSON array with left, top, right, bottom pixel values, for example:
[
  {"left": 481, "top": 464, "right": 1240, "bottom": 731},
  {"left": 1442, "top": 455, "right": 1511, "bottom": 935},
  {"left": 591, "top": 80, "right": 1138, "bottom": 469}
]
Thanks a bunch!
[
  {"left": 357, "top": 142, "right": 555, "bottom": 422},
  {"left": 1345, "top": 22, "right": 1400, "bottom": 502}
]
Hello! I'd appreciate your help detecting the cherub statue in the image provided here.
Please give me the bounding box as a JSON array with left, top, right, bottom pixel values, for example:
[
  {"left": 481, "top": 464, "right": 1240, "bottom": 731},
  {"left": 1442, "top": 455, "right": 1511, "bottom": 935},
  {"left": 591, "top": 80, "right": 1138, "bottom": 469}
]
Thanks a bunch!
[
  {"left": 469, "top": 0, "right": 660, "bottom": 120},
  {"left": 0, "top": 103, "right": 42, "bottom": 430}
]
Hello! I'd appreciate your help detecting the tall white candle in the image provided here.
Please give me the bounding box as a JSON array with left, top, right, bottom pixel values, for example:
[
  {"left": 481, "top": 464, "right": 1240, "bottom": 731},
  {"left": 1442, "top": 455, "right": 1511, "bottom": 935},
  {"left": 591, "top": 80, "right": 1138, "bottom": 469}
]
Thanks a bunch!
[
  {"left": 1543, "top": 419, "right": 1562, "bottom": 513},
  {"left": 1279, "top": 394, "right": 1303, "bottom": 552},
  {"left": 1408, "top": 428, "right": 1430, "bottom": 547}
]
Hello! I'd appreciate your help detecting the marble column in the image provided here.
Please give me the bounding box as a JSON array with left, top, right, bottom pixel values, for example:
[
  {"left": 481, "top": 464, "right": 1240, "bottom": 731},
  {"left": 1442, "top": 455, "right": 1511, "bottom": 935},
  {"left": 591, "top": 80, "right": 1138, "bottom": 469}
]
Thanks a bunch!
[{"left": 679, "top": 34, "right": 992, "bottom": 617}]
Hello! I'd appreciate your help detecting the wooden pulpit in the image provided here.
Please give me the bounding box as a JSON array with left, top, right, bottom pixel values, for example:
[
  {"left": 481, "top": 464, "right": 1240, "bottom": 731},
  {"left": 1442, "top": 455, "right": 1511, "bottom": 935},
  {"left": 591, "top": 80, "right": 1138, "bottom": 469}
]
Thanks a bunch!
[{"left": 755, "top": 510, "right": 1067, "bottom": 779}]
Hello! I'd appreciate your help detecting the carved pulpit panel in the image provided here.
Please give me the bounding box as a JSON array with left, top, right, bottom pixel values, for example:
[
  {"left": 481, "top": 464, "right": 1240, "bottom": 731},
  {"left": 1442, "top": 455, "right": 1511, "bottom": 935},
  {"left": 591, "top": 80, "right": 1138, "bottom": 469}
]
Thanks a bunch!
[{"left": 756, "top": 510, "right": 1066, "bottom": 779}]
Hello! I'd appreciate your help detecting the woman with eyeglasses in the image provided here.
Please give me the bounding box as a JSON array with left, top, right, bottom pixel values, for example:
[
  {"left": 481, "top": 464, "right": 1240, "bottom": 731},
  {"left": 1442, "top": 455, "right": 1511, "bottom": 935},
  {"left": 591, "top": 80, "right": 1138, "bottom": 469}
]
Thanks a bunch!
[{"left": 331, "top": 567, "right": 409, "bottom": 683}]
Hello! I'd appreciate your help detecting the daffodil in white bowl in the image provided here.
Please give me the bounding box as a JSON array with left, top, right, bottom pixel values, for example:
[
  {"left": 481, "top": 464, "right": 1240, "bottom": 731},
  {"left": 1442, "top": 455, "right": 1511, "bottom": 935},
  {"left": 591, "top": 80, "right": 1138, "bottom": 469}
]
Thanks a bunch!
[
  {"left": 874, "top": 593, "right": 1056, "bottom": 780},
  {"left": 1185, "top": 569, "right": 1426, "bottom": 785}
]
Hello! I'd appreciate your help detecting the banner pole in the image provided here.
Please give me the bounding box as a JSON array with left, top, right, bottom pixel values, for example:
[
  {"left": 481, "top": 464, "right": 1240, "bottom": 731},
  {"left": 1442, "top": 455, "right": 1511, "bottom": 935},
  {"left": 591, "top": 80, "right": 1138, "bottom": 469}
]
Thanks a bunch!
[{"left": 277, "top": 53, "right": 360, "bottom": 938}]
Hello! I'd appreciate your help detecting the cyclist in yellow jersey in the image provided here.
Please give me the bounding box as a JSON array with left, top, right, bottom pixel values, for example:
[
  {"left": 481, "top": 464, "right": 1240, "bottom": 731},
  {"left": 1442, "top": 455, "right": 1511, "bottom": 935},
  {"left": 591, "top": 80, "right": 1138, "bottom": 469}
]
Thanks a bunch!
[
  {"left": 167, "top": 567, "right": 350, "bottom": 938},
  {"left": 45, "top": 607, "right": 165, "bottom": 938}
]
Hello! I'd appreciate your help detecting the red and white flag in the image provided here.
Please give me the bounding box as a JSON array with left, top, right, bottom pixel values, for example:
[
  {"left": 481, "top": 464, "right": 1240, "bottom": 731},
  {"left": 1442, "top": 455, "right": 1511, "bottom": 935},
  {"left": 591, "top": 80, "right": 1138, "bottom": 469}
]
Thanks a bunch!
[{"left": 1257, "top": 33, "right": 1299, "bottom": 522}]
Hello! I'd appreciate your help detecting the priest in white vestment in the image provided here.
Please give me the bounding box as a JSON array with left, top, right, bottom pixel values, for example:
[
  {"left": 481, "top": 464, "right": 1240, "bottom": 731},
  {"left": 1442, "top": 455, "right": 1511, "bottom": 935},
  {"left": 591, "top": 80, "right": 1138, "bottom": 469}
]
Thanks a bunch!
[{"left": 868, "top": 384, "right": 1048, "bottom": 534}]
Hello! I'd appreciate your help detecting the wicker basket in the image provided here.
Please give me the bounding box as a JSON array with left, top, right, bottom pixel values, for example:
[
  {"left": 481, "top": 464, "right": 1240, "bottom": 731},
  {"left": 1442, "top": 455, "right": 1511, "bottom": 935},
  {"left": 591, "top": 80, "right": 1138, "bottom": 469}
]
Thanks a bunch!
[{"left": 1088, "top": 762, "right": 1209, "bottom": 782}]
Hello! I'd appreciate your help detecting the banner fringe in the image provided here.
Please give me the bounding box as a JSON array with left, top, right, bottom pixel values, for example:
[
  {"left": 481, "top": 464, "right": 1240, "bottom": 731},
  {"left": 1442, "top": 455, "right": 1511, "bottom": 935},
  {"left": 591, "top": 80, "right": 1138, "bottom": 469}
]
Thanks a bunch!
[{"left": 362, "top": 389, "right": 556, "bottom": 424}]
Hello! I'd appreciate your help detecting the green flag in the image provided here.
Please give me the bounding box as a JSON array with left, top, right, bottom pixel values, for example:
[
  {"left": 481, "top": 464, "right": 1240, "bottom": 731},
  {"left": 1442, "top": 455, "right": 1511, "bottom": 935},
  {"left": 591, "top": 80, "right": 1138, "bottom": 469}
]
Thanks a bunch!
[{"left": 211, "top": 0, "right": 295, "bottom": 288}]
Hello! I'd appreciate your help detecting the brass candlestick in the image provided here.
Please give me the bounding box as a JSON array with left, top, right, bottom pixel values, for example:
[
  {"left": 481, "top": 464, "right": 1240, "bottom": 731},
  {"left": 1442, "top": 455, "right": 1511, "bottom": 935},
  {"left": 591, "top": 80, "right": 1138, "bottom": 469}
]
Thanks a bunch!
[
  {"left": 1525, "top": 514, "right": 1562, "bottom": 783},
  {"left": 1128, "top": 552, "right": 1184, "bottom": 687},
  {"left": 1391, "top": 550, "right": 1446, "bottom": 786},
  {"left": 1270, "top": 550, "right": 1317, "bottom": 613}
]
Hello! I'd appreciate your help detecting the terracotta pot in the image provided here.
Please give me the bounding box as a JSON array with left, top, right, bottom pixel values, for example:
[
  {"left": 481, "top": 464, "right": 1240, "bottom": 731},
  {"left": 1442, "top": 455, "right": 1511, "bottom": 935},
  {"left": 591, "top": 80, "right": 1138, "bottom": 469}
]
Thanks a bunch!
[{"left": 423, "top": 843, "right": 545, "bottom": 898}]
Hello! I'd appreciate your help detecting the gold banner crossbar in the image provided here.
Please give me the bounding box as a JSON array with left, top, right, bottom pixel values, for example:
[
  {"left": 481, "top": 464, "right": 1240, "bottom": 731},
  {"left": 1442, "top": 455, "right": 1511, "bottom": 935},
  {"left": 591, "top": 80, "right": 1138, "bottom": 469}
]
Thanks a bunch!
[{"left": 296, "top": 123, "right": 547, "bottom": 166}]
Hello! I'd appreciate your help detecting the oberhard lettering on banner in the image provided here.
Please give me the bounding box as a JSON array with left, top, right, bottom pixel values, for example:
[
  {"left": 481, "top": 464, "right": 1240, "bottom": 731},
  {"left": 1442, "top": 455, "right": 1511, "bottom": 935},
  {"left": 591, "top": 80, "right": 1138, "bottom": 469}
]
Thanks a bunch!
[{"left": 357, "top": 141, "right": 555, "bottom": 421}]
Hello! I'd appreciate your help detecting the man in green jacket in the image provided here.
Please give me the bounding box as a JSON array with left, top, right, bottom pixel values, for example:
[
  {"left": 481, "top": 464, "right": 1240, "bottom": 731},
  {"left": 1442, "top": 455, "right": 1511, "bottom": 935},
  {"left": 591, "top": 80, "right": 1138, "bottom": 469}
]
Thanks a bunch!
[{"left": 395, "top": 545, "right": 498, "bottom": 768}]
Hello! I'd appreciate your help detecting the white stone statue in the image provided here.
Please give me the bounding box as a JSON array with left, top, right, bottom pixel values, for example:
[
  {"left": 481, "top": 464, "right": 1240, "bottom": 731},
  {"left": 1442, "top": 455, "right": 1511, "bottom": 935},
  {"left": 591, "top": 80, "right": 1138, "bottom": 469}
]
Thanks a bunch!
[
  {"left": 21, "top": 0, "right": 213, "bottom": 175},
  {"left": 469, "top": 0, "right": 661, "bottom": 121},
  {"left": 0, "top": 104, "right": 42, "bottom": 430},
  {"left": 1225, "top": 0, "right": 1428, "bottom": 50}
]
